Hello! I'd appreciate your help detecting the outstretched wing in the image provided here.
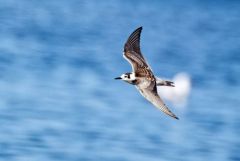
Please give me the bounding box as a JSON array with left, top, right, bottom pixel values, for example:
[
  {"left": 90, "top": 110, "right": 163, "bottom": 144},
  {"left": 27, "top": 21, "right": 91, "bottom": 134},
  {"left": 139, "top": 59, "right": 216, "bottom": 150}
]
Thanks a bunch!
[
  {"left": 124, "top": 26, "right": 144, "bottom": 60},
  {"left": 123, "top": 27, "right": 152, "bottom": 75},
  {"left": 136, "top": 84, "right": 179, "bottom": 119}
]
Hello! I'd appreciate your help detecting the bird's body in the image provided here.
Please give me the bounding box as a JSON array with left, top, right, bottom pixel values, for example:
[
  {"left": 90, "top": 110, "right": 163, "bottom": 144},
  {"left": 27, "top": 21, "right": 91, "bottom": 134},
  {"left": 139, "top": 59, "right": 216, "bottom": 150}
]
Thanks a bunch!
[{"left": 115, "top": 27, "right": 178, "bottom": 119}]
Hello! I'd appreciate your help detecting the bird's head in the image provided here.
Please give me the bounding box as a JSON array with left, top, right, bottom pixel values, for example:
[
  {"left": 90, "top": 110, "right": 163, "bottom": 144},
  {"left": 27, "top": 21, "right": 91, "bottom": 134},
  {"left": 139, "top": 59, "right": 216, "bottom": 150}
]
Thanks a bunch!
[{"left": 115, "top": 73, "right": 135, "bottom": 84}]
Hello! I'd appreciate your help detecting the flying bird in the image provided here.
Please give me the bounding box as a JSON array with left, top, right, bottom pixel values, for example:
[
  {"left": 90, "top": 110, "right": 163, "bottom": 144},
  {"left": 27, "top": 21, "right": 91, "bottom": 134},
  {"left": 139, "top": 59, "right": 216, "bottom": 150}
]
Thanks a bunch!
[{"left": 115, "top": 27, "right": 179, "bottom": 119}]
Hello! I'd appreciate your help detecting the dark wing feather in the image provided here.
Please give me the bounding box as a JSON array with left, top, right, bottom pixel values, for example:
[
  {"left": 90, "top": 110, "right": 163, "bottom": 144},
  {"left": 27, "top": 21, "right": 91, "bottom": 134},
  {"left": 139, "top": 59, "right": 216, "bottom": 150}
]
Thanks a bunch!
[
  {"left": 123, "top": 27, "right": 152, "bottom": 75},
  {"left": 124, "top": 26, "right": 144, "bottom": 60}
]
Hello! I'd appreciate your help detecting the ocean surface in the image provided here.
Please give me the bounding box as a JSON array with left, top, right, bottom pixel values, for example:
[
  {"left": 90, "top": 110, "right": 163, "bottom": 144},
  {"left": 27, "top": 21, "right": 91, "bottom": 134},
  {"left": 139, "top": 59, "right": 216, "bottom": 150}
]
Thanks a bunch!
[{"left": 0, "top": 0, "right": 240, "bottom": 161}]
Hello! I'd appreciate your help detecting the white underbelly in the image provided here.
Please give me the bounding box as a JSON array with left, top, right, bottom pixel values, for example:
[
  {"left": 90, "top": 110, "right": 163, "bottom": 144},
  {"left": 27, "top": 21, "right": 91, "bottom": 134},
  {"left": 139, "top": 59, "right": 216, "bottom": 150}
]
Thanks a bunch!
[
  {"left": 138, "top": 79, "right": 151, "bottom": 89},
  {"left": 135, "top": 84, "right": 153, "bottom": 103}
]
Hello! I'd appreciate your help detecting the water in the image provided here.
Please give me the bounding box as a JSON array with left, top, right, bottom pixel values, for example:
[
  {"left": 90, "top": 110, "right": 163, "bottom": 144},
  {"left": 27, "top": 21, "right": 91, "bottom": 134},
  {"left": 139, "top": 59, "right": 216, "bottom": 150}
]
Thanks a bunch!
[{"left": 0, "top": 0, "right": 240, "bottom": 161}]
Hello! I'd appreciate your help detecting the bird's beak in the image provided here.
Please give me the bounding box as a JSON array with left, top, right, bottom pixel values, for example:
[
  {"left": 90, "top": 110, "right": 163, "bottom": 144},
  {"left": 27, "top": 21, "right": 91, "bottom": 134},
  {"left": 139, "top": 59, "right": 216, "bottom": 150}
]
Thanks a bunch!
[{"left": 114, "top": 77, "right": 122, "bottom": 80}]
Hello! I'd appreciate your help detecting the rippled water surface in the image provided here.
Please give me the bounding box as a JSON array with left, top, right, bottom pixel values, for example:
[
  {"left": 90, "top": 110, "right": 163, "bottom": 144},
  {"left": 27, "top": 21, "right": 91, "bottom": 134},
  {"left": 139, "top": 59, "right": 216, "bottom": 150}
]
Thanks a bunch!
[{"left": 0, "top": 1, "right": 240, "bottom": 161}]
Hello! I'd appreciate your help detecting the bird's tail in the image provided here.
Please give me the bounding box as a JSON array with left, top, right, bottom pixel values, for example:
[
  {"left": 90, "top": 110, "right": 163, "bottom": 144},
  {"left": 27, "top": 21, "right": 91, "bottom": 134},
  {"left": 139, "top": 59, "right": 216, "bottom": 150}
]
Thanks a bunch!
[{"left": 156, "top": 78, "right": 175, "bottom": 87}]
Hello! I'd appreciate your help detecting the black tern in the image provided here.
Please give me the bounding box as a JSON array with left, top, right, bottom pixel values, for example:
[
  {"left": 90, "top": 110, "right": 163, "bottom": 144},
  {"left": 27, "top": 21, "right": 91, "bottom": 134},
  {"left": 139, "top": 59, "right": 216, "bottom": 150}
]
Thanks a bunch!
[{"left": 115, "top": 27, "right": 179, "bottom": 119}]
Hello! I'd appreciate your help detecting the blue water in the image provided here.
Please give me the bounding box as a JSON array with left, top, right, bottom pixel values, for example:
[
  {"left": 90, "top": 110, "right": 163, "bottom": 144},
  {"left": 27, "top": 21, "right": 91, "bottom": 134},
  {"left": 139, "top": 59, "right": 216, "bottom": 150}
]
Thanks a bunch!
[{"left": 0, "top": 0, "right": 240, "bottom": 161}]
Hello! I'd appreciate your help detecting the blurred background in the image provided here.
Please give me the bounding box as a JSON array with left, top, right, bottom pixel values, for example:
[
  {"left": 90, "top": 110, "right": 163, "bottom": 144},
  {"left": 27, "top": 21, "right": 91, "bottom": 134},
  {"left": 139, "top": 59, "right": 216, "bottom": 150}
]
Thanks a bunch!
[{"left": 0, "top": 0, "right": 240, "bottom": 161}]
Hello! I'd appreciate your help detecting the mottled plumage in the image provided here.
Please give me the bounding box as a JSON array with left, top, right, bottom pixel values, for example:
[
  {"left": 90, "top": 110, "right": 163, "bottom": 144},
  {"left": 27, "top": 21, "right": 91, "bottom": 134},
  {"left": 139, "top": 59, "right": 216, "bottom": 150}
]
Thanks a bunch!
[{"left": 117, "top": 27, "right": 178, "bottom": 119}]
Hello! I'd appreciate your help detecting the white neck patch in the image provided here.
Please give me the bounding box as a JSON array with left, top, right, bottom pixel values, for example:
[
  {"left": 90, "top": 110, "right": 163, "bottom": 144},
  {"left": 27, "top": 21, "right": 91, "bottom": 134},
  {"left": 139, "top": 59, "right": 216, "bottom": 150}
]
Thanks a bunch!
[{"left": 129, "top": 73, "right": 136, "bottom": 80}]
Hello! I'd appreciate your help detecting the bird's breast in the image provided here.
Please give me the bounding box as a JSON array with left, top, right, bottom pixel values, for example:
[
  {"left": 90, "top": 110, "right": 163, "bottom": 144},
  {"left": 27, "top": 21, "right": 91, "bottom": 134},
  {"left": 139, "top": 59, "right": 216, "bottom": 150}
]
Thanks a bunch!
[{"left": 137, "top": 78, "right": 152, "bottom": 89}]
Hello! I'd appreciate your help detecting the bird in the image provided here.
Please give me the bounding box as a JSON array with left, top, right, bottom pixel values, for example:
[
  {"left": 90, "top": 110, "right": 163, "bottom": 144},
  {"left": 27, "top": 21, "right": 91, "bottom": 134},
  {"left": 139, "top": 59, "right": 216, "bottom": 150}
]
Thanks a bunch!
[{"left": 115, "top": 27, "right": 179, "bottom": 119}]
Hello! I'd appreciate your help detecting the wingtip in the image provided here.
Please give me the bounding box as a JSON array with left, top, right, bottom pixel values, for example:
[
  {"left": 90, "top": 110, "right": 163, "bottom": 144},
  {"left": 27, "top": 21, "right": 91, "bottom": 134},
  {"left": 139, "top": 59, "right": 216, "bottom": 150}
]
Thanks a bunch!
[
  {"left": 170, "top": 113, "right": 179, "bottom": 120},
  {"left": 133, "top": 26, "right": 142, "bottom": 32},
  {"left": 137, "top": 26, "right": 143, "bottom": 31},
  {"left": 174, "top": 116, "right": 179, "bottom": 120},
  {"left": 169, "top": 113, "right": 179, "bottom": 120}
]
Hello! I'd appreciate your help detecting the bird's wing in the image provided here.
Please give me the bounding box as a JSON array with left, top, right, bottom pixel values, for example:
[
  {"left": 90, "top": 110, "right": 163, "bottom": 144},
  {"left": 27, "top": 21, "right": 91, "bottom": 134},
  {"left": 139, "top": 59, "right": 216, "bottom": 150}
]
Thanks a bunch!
[
  {"left": 124, "top": 27, "right": 145, "bottom": 60},
  {"left": 136, "top": 84, "right": 179, "bottom": 119},
  {"left": 123, "top": 27, "right": 152, "bottom": 74}
]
